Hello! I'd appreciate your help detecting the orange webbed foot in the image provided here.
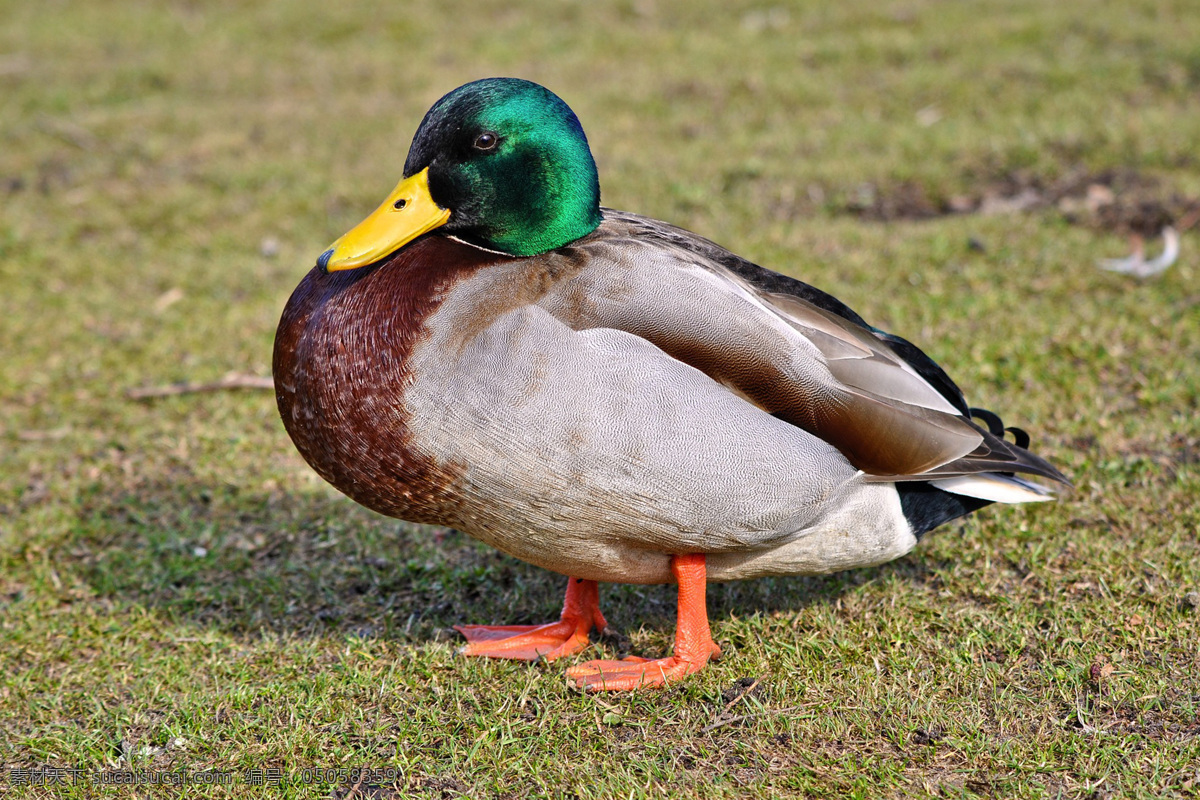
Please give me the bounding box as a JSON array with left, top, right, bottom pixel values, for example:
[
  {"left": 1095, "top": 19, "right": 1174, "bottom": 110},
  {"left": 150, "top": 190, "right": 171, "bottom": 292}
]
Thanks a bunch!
[
  {"left": 567, "top": 553, "right": 719, "bottom": 691},
  {"left": 567, "top": 644, "right": 720, "bottom": 690},
  {"left": 456, "top": 620, "right": 589, "bottom": 661},
  {"left": 455, "top": 577, "right": 606, "bottom": 662}
]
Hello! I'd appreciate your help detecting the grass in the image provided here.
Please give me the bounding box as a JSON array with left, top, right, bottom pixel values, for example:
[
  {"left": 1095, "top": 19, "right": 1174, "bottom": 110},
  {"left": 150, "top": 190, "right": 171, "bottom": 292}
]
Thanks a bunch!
[{"left": 2, "top": 0, "right": 1199, "bottom": 797}]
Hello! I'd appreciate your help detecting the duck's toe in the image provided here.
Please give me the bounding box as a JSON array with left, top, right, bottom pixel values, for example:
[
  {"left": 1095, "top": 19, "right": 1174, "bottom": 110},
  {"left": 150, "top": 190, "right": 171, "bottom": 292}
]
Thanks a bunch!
[
  {"left": 455, "top": 577, "right": 606, "bottom": 662},
  {"left": 456, "top": 620, "right": 591, "bottom": 662},
  {"left": 566, "top": 647, "right": 718, "bottom": 691}
]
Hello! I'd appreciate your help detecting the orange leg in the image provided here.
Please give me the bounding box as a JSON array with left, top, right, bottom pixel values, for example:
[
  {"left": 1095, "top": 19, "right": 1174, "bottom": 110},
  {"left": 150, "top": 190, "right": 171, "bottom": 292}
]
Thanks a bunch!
[
  {"left": 567, "top": 553, "right": 720, "bottom": 691},
  {"left": 455, "top": 577, "right": 607, "bottom": 661}
]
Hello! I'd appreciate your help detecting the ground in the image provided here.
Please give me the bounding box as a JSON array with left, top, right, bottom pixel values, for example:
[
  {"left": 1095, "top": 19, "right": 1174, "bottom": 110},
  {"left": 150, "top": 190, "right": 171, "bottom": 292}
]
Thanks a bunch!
[{"left": 1, "top": 0, "right": 1198, "bottom": 798}]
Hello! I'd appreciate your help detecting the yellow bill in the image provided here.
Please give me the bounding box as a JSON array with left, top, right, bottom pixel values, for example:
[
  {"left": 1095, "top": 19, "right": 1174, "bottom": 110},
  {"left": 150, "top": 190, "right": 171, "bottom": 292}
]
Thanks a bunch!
[{"left": 317, "top": 167, "right": 451, "bottom": 271}]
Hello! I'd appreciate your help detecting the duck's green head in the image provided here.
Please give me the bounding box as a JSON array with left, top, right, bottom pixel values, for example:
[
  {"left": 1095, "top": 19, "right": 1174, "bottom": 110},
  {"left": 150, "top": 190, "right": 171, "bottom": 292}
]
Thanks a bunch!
[{"left": 319, "top": 78, "right": 601, "bottom": 270}]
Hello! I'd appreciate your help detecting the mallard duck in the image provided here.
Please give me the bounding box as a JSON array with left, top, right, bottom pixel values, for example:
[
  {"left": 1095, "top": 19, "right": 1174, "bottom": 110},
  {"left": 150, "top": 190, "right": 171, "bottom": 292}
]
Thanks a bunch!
[{"left": 274, "top": 78, "right": 1069, "bottom": 690}]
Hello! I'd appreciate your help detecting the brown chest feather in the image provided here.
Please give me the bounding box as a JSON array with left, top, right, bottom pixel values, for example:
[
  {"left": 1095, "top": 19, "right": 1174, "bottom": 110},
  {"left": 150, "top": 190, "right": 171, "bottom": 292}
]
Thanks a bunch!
[{"left": 272, "top": 236, "right": 505, "bottom": 523}]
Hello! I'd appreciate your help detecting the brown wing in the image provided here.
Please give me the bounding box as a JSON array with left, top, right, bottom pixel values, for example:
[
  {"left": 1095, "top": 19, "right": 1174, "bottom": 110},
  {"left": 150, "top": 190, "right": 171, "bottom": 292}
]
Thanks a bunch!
[
  {"left": 545, "top": 211, "right": 1069, "bottom": 486},
  {"left": 749, "top": 288, "right": 1067, "bottom": 483}
]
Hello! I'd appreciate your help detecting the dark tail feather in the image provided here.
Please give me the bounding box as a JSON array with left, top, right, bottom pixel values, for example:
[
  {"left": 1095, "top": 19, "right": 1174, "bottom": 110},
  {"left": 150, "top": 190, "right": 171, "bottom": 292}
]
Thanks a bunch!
[{"left": 898, "top": 481, "right": 992, "bottom": 539}]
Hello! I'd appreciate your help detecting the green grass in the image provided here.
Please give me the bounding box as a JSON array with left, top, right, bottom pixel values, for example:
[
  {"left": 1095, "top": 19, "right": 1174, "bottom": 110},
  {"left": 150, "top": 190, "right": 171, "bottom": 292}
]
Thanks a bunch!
[{"left": 2, "top": 0, "right": 1199, "bottom": 797}]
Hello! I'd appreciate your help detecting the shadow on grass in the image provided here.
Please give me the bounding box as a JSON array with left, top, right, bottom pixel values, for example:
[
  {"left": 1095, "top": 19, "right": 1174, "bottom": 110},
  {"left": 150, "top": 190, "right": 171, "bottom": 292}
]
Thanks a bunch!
[{"left": 63, "top": 469, "right": 951, "bottom": 645}]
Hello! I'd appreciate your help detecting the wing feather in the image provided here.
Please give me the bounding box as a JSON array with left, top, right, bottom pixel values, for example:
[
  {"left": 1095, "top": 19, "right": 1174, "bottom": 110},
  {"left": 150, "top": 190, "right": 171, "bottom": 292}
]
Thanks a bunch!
[{"left": 544, "top": 211, "right": 1070, "bottom": 488}]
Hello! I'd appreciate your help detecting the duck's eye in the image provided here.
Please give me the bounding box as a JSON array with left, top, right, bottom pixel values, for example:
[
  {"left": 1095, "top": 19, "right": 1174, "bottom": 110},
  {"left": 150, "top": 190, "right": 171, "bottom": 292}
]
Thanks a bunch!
[{"left": 473, "top": 131, "right": 499, "bottom": 151}]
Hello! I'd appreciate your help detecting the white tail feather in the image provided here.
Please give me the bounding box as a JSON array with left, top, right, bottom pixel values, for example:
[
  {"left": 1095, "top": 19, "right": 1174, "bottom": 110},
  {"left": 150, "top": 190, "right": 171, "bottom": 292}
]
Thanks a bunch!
[{"left": 930, "top": 474, "right": 1055, "bottom": 504}]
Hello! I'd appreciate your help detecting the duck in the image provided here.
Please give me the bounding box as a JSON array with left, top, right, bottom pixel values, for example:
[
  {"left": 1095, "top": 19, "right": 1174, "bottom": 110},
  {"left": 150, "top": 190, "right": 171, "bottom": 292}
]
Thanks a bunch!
[{"left": 273, "top": 77, "right": 1069, "bottom": 691}]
